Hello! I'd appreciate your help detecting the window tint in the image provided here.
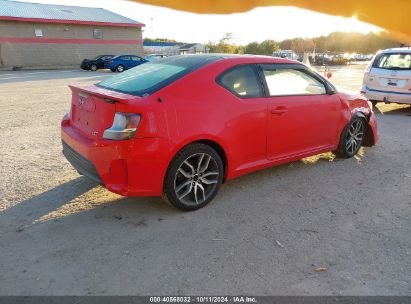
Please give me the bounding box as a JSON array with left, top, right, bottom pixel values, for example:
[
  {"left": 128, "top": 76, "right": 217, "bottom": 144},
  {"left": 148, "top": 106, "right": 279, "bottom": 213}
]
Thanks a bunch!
[
  {"left": 262, "top": 68, "right": 326, "bottom": 96},
  {"left": 97, "top": 55, "right": 221, "bottom": 96},
  {"left": 120, "top": 56, "right": 131, "bottom": 60},
  {"left": 374, "top": 53, "right": 411, "bottom": 70},
  {"left": 219, "top": 65, "right": 263, "bottom": 98}
]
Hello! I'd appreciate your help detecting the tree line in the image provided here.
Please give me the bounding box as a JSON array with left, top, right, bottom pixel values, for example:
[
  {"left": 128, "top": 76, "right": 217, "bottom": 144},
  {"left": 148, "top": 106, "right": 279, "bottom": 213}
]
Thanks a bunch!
[{"left": 205, "top": 31, "right": 403, "bottom": 55}]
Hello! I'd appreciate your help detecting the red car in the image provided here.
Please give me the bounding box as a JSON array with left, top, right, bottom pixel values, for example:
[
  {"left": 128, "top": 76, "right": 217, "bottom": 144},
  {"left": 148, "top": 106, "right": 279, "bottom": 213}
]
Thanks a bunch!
[{"left": 61, "top": 55, "right": 378, "bottom": 210}]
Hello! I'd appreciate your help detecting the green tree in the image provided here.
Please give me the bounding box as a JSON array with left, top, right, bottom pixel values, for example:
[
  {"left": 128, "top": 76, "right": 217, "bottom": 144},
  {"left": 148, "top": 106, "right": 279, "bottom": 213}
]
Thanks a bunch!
[
  {"left": 260, "top": 40, "right": 280, "bottom": 55},
  {"left": 207, "top": 32, "right": 236, "bottom": 53},
  {"left": 244, "top": 42, "right": 261, "bottom": 54}
]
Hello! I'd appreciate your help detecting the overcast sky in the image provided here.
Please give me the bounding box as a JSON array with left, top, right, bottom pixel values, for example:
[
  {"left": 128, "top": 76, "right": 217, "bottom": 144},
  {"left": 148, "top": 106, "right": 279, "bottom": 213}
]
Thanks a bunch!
[{"left": 15, "top": 0, "right": 382, "bottom": 44}]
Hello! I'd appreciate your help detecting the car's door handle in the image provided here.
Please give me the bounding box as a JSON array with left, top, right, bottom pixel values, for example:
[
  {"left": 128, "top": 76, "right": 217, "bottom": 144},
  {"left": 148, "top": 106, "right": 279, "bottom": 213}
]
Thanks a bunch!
[{"left": 271, "top": 107, "right": 288, "bottom": 115}]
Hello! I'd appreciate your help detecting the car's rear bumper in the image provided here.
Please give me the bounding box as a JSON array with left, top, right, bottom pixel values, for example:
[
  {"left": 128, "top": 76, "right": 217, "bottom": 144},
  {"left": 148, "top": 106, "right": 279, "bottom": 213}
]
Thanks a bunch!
[
  {"left": 362, "top": 85, "right": 411, "bottom": 105},
  {"left": 61, "top": 118, "right": 170, "bottom": 197},
  {"left": 62, "top": 140, "right": 102, "bottom": 184}
]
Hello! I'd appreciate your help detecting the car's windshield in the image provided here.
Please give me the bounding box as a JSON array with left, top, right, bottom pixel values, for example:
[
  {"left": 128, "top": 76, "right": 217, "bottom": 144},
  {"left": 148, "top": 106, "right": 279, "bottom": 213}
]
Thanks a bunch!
[
  {"left": 92, "top": 55, "right": 103, "bottom": 60},
  {"left": 374, "top": 53, "right": 411, "bottom": 70},
  {"left": 97, "top": 55, "right": 221, "bottom": 96}
]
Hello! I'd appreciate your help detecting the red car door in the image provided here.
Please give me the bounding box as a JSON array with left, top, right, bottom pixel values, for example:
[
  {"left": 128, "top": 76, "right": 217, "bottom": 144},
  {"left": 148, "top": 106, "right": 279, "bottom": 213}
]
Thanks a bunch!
[
  {"left": 216, "top": 64, "right": 268, "bottom": 169},
  {"left": 259, "top": 64, "right": 341, "bottom": 160}
]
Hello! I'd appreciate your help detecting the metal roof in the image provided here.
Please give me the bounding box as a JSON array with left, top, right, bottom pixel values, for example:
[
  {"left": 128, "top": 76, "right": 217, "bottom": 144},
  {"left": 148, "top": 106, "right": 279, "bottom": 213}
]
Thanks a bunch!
[
  {"left": 0, "top": 0, "right": 144, "bottom": 26},
  {"left": 143, "top": 41, "right": 179, "bottom": 47},
  {"left": 179, "top": 43, "right": 199, "bottom": 50}
]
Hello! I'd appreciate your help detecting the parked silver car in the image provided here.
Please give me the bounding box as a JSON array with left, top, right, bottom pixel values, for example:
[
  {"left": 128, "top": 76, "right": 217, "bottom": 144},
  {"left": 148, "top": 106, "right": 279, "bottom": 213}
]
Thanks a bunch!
[{"left": 362, "top": 47, "right": 411, "bottom": 105}]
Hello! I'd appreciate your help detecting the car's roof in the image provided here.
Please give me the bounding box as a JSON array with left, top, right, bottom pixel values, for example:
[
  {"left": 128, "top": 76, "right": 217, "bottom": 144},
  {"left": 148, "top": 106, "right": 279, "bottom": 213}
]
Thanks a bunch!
[
  {"left": 380, "top": 47, "right": 411, "bottom": 54},
  {"left": 157, "top": 54, "right": 298, "bottom": 64},
  {"left": 146, "top": 54, "right": 300, "bottom": 72},
  {"left": 113, "top": 54, "right": 142, "bottom": 58}
]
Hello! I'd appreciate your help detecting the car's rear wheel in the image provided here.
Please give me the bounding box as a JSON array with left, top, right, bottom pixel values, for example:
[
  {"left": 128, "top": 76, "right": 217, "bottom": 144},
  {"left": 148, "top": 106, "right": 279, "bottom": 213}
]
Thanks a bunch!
[
  {"left": 116, "top": 65, "right": 125, "bottom": 72},
  {"left": 90, "top": 64, "right": 97, "bottom": 71},
  {"left": 337, "top": 117, "right": 366, "bottom": 158},
  {"left": 163, "top": 144, "right": 224, "bottom": 211}
]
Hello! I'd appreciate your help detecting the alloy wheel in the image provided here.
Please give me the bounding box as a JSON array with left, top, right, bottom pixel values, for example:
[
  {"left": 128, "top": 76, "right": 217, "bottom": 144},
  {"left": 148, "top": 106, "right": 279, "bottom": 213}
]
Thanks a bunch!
[
  {"left": 345, "top": 119, "right": 365, "bottom": 155},
  {"left": 174, "top": 153, "right": 219, "bottom": 206}
]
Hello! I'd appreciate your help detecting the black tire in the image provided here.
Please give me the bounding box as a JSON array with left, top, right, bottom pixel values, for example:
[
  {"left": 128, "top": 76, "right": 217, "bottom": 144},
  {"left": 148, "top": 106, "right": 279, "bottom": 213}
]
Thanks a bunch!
[
  {"left": 336, "top": 116, "right": 366, "bottom": 158},
  {"left": 90, "top": 64, "right": 97, "bottom": 71},
  {"left": 163, "top": 143, "right": 224, "bottom": 211},
  {"left": 116, "top": 65, "right": 125, "bottom": 72}
]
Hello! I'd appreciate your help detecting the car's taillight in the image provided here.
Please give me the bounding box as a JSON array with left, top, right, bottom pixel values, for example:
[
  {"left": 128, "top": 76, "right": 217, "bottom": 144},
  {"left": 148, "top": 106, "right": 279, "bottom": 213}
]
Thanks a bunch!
[{"left": 103, "top": 113, "right": 141, "bottom": 140}]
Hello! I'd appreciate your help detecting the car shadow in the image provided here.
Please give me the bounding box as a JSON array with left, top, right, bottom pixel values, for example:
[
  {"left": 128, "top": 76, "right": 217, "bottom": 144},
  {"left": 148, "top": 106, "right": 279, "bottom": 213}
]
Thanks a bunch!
[
  {"left": 0, "top": 175, "right": 179, "bottom": 233},
  {"left": 0, "top": 176, "right": 96, "bottom": 228},
  {"left": 0, "top": 146, "right": 368, "bottom": 234}
]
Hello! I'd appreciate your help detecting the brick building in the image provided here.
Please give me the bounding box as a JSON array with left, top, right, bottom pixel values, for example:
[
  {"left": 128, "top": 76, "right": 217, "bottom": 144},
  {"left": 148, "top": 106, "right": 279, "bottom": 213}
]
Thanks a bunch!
[{"left": 0, "top": 0, "right": 144, "bottom": 69}]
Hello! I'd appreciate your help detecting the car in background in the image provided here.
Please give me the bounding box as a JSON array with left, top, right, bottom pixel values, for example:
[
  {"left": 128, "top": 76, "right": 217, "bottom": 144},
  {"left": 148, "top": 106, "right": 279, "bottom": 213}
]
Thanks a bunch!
[
  {"left": 62, "top": 55, "right": 378, "bottom": 211},
  {"left": 80, "top": 55, "right": 114, "bottom": 71},
  {"left": 145, "top": 54, "right": 168, "bottom": 62},
  {"left": 105, "top": 55, "right": 148, "bottom": 72},
  {"left": 272, "top": 50, "right": 300, "bottom": 61},
  {"left": 362, "top": 47, "right": 411, "bottom": 105},
  {"left": 331, "top": 54, "right": 351, "bottom": 65}
]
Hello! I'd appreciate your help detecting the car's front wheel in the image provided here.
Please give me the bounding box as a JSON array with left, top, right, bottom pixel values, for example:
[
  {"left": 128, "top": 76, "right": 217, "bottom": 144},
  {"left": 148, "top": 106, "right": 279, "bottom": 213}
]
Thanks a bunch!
[
  {"left": 163, "top": 144, "right": 224, "bottom": 211},
  {"left": 90, "top": 64, "right": 97, "bottom": 71},
  {"left": 337, "top": 117, "right": 366, "bottom": 158}
]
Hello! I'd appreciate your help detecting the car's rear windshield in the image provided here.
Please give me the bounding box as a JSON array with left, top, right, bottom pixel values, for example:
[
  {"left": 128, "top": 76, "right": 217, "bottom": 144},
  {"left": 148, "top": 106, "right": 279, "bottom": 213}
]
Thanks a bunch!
[
  {"left": 373, "top": 53, "right": 411, "bottom": 70},
  {"left": 97, "top": 55, "right": 221, "bottom": 96}
]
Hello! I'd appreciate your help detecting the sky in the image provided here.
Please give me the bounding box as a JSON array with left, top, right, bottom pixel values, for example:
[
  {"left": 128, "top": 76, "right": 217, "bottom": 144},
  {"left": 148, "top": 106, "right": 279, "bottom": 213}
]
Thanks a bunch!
[{"left": 14, "top": 0, "right": 382, "bottom": 44}]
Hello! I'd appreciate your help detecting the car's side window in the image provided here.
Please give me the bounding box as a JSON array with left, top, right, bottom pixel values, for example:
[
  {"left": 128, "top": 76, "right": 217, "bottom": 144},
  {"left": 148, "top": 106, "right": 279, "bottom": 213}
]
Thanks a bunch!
[
  {"left": 262, "top": 68, "right": 326, "bottom": 96},
  {"left": 120, "top": 56, "right": 131, "bottom": 60},
  {"left": 131, "top": 56, "right": 142, "bottom": 61},
  {"left": 218, "top": 65, "right": 263, "bottom": 98}
]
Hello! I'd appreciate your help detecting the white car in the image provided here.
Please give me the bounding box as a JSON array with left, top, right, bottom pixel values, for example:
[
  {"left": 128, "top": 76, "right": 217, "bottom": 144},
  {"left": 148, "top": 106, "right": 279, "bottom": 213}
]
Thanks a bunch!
[
  {"left": 272, "top": 50, "right": 300, "bottom": 61},
  {"left": 362, "top": 47, "right": 411, "bottom": 105}
]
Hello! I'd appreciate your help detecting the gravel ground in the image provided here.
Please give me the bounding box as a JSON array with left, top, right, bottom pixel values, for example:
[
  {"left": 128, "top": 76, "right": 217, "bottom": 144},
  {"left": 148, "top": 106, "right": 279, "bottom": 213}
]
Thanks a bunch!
[{"left": 0, "top": 66, "right": 410, "bottom": 296}]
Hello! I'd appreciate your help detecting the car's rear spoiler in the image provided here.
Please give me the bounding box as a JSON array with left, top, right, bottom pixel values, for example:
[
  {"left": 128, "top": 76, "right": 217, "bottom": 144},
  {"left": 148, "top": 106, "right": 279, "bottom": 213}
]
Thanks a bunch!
[{"left": 69, "top": 85, "right": 141, "bottom": 104}]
